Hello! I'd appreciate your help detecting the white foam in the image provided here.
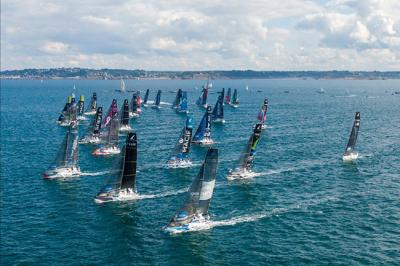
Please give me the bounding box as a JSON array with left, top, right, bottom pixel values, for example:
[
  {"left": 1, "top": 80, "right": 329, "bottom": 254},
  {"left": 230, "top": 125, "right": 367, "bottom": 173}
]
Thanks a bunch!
[
  {"left": 81, "top": 171, "right": 109, "bottom": 176},
  {"left": 137, "top": 188, "right": 187, "bottom": 199}
]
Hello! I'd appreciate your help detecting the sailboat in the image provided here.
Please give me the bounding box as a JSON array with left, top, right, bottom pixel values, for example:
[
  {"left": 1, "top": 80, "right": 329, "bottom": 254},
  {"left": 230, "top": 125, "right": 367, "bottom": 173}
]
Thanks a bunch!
[
  {"left": 192, "top": 106, "right": 214, "bottom": 145},
  {"left": 176, "top": 91, "right": 189, "bottom": 114},
  {"left": 164, "top": 148, "right": 218, "bottom": 233},
  {"left": 119, "top": 99, "right": 132, "bottom": 132},
  {"left": 152, "top": 90, "right": 162, "bottom": 109},
  {"left": 79, "top": 107, "right": 103, "bottom": 144},
  {"left": 116, "top": 78, "right": 126, "bottom": 93},
  {"left": 172, "top": 89, "right": 183, "bottom": 109},
  {"left": 130, "top": 93, "right": 140, "bottom": 118},
  {"left": 256, "top": 98, "right": 268, "bottom": 129},
  {"left": 227, "top": 123, "right": 263, "bottom": 179},
  {"left": 76, "top": 95, "right": 87, "bottom": 121},
  {"left": 43, "top": 122, "right": 80, "bottom": 179},
  {"left": 167, "top": 117, "right": 193, "bottom": 168},
  {"left": 57, "top": 96, "right": 78, "bottom": 127},
  {"left": 196, "top": 86, "right": 209, "bottom": 108},
  {"left": 95, "top": 132, "right": 138, "bottom": 203},
  {"left": 212, "top": 90, "right": 225, "bottom": 123},
  {"left": 231, "top": 89, "right": 239, "bottom": 107},
  {"left": 142, "top": 89, "right": 150, "bottom": 107},
  {"left": 84, "top": 92, "right": 97, "bottom": 115},
  {"left": 93, "top": 114, "right": 120, "bottom": 156},
  {"left": 103, "top": 99, "right": 118, "bottom": 127},
  {"left": 136, "top": 91, "right": 142, "bottom": 110},
  {"left": 317, "top": 88, "right": 325, "bottom": 94},
  {"left": 342, "top": 112, "right": 361, "bottom": 161},
  {"left": 225, "top": 88, "right": 232, "bottom": 105}
]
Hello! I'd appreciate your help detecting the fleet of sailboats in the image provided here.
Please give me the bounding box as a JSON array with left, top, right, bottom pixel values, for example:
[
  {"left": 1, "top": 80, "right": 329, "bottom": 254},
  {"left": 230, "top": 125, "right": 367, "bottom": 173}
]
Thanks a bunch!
[{"left": 46, "top": 84, "right": 363, "bottom": 233}]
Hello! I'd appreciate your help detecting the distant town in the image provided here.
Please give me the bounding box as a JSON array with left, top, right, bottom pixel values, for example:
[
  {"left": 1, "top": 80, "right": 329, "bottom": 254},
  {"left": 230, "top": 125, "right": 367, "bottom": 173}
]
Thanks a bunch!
[{"left": 1, "top": 68, "right": 399, "bottom": 80}]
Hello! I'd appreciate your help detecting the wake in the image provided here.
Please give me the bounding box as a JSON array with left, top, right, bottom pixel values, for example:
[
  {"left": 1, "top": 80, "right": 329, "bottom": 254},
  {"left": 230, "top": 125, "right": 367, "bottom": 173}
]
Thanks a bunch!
[
  {"left": 81, "top": 171, "right": 109, "bottom": 176},
  {"left": 137, "top": 188, "right": 187, "bottom": 200}
]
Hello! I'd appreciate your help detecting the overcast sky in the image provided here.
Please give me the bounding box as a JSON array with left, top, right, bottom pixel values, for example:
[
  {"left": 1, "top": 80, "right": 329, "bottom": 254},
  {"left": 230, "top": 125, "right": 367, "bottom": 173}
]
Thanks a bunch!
[{"left": 1, "top": 0, "right": 399, "bottom": 70}]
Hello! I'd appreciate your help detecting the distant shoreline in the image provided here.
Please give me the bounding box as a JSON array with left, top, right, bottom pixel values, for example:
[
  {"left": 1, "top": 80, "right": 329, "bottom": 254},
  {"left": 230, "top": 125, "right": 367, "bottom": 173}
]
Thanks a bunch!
[{"left": 1, "top": 68, "right": 399, "bottom": 80}]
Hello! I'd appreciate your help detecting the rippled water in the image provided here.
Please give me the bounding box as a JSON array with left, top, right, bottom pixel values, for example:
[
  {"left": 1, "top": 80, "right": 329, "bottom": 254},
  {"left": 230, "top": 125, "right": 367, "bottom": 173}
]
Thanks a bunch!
[{"left": 1, "top": 79, "right": 399, "bottom": 265}]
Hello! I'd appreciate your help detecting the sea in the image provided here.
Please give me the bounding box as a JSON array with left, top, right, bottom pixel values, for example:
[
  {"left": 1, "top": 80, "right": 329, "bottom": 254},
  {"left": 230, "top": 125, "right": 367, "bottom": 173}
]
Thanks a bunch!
[{"left": 1, "top": 79, "right": 399, "bottom": 265}]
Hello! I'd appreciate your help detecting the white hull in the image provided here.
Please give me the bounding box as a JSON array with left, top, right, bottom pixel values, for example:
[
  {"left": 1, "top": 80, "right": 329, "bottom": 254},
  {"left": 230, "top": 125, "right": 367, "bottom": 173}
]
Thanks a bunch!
[
  {"left": 342, "top": 152, "right": 359, "bottom": 161},
  {"left": 119, "top": 125, "right": 133, "bottom": 132},
  {"left": 166, "top": 159, "right": 193, "bottom": 169},
  {"left": 95, "top": 188, "right": 138, "bottom": 203},
  {"left": 213, "top": 118, "right": 225, "bottom": 124},
  {"left": 165, "top": 215, "right": 209, "bottom": 234},
  {"left": 79, "top": 136, "right": 101, "bottom": 144},
  {"left": 92, "top": 146, "right": 121, "bottom": 156},
  {"left": 192, "top": 138, "right": 214, "bottom": 146},
  {"left": 227, "top": 168, "right": 253, "bottom": 180},
  {"left": 231, "top": 104, "right": 239, "bottom": 108},
  {"left": 43, "top": 166, "right": 81, "bottom": 179},
  {"left": 77, "top": 115, "right": 87, "bottom": 121},
  {"left": 129, "top": 112, "right": 140, "bottom": 118},
  {"left": 84, "top": 110, "right": 96, "bottom": 115}
]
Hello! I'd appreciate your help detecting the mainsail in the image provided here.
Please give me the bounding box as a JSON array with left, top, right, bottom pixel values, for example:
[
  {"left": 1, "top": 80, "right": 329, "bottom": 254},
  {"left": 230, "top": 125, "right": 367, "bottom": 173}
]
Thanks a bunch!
[
  {"left": 212, "top": 92, "right": 224, "bottom": 122},
  {"left": 143, "top": 89, "right": 150, "bottom": 105},
  {"left": 120, "top": 78, "right": 126, "bottom": 92},
  {"left": 257, "top": 98, "right": 268, "bottom": 124},
  {"left": 131, "top": 94, "right": 139, "bottom": 113},
  {"left": 177, "top": 91, "right": 188, "bottom": 113},
  {"left": 232, "top": 89, "right": 239, "bottom": 105},
  {"left": 225, "top": 88, "right": 232, "bottom": 104},
  {"left": 237, "top": 123, "right": 263, "bottom": 171},
  {"left": 167, "top": 148, "right": 218, "bottom": 227},
  {"left": 344, "top": 112, "right": 361, "bottom": 155},
  {"left": 92, "top": 107, "right": 103, "bottom": 136},
  {"left": 196, "top": 86, "right": 208, "bottom": 107},
  {"left": 192, "top": 106, "right": 212, "bottom": 142},
  {"left": 173, "top": 89, "right": 183, "bottom": 108},
  {"left": 154, "top": 90, "right": 161, "bottom": 107},
  {"left": 103, "top": 99, "right": 118, "bottom": 127},
  {"left": 120, "top": 99, "right": 130, "bottom": 126},
  {"left": 171, "top": 117, "right": 193, "bottom": 160},
  {"left": 53, "top": 123, "right": 79, "bottom": 168},
  {"left": 106, "top": 116, "right": 120, "bottom": 148},
  {"left": 77, "top": 95, "right": 85, "bottom": 115},
  {"left": 85, "top": 92, "right": 97, "bottom": 113}
]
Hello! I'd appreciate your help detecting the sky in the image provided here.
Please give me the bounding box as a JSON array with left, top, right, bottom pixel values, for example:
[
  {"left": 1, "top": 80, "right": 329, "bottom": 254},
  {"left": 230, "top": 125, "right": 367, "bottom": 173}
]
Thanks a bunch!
[{"left": 1, "top": 0, "right": 400, "bottom": 71}]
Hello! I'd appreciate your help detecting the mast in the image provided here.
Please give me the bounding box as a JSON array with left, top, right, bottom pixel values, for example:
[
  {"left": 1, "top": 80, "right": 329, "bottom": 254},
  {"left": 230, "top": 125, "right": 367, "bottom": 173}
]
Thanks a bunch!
[
  {"left": 344, "top": 112, "right": 361, "bottom": 154},
  {"left": 167, "top": 148, "right": 218, "bottom": 226},
  {"left": 120, "top": 99, "right": 130, "bottom": 126},
  {"left": 119, "top": 133, "right": 137, "bottom": 190},
  {"left": 143, "top": 89, "right": 149, "bottom": 105},
  {"left": 237, "top": 123, "right": 263, "bottom": 171},
  {"left": 225, "top": 88, "right": 231, "bottom": 104},
  {"left": 193, "top": 106, "right": 212, "bottom": 142},
  {"left": 103, "top": 99, "right": 118, "bottom": 127}
]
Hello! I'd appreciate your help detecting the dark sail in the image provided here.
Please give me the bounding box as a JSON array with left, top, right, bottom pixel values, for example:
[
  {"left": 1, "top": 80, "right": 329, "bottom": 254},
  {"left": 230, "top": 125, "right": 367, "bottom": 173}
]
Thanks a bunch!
[
  {"left": 93, "top": 107, "right": 103, "bottom": 135},
  {"left": 54, "top": 123, "right": 79, "bottom": 167},
  {"left": 155, "top": 90, "right": 161, "bottom": 106},
  {"left": 257, "top": 98, "right": 268, "bottom": 124},
  {"left": 237, "top": 123, "right": 263, "bottom": 170},
  {"left": 212, "top": 92, "right": 224, "bottom": 121},
  {"left": 143, "top": 89, "right": 149, "bottom": 105},
  {"left": 167, "top": 148, "right": 218, "bottom": 227},
  {"left": 131, "top": 94, "right": 138, "bottom": 113},
  {"left": 120, "top": 133, "right": 137, "bottom": 190},
  {"left": 225, "top": 88, "right": 232, "bottom": 104},
  {"left": 86, "top": 92, "right": 97, "bottom": 113},
  {"left": 344, "top": 112, "right": 361, "bottom": 154},
  {"left": 196, "top": 86, "right": 208, "bottom": 106},
  {"left": 232, "top": 89, "right": 239, "bottom": 104},
  {"left": 107, "top": 116, "right": 119, "bottom": 147},
  {"left": 120, "top": 99, "right": 130, "bottom": 126},
  {"left": 173, "top": 89, "right": 183, "bottom": 107},
  {"left": 172, "top": 117, "right": 193, "bottom": 159},
  {"left": 103, "top": 99, "right": 118, "bottom": 127},
  {"left": 193, "top": 106, "right": 212, "bottom": 142},
  {"left": 77, "top": 95, "right": 85, "bottom": 115}
]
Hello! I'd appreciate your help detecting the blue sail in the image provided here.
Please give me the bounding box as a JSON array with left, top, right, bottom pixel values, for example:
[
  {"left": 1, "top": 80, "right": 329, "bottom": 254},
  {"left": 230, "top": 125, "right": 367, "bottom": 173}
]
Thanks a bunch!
[
  {"left": 177, "top": 91, "right": 188, "bottom": 113},
  {"left": 193, "top": 106, "right": 212, "bottom": 142}
]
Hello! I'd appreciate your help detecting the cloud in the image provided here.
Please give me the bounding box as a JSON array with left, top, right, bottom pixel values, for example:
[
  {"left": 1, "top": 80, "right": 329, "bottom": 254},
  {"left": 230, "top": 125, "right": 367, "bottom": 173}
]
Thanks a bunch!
[
  {"left": 1, "top": 0, "right": 399, "bottom": 70},
  {"left": 39, "top": 41, "right": 69, "bottom": 54}
]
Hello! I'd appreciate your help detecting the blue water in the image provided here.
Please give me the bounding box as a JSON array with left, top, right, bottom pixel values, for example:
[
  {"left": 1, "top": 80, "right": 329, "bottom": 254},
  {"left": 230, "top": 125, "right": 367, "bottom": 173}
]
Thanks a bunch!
[{"left": 1, "top": 79, "right": 399, "bottom": 265}]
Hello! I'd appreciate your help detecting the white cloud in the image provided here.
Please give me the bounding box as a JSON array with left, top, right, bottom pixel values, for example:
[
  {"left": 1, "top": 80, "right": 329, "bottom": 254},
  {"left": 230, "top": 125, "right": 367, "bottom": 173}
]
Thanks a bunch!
[
  {"left": 1, "top": 0, "right": 399, "bottom": 70},
  {"left": 39, "top": 42, "right": 69, "bottom": 54}
]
